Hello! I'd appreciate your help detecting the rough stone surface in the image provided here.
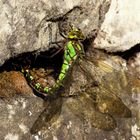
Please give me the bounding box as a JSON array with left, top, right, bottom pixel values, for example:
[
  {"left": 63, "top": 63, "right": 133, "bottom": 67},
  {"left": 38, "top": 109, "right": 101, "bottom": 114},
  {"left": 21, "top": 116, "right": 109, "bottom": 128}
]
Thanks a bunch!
[
  {"left": 0, "top": 0, "right": 140, "bottom": 139},
  {"left": 0, "top": 71, "right": 33, "bottom": 98},
  {"left": 0, "top": 96, "right": 45, "bottom": 140},
  {"left": 0, "top": 0, "right": 110, "bottom": 66},
  {"left": 94, "top": 0, "right": 140, "bottom": 52}
]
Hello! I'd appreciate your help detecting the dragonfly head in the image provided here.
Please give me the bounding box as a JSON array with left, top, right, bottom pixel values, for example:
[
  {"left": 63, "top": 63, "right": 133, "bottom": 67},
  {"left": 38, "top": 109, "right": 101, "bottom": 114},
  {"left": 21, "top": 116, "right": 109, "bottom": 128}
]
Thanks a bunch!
[{"left": 68, "top": 27, "right": 85, "bottom": 40}]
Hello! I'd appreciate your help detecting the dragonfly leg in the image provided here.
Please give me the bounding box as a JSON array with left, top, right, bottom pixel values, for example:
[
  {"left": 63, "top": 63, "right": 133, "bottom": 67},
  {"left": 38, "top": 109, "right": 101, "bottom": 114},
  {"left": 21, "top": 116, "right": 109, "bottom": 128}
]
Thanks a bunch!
[{"left": 49, "top": 40, "right": 66, "bottom": 58}]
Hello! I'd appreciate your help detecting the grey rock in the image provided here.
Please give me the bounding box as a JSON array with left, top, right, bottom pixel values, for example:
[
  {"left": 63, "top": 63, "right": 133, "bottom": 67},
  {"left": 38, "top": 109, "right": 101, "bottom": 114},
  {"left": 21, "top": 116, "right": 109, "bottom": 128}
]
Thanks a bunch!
[
  {"left": 0, "top": 0, "right": 140, "bottom": 139},
  {"left": 0, "top": 96, "right": 45, "bottom": 140},
  {"left": 94, "top": 0, "right": 140, "bottom": 52},
  {"left": 0, "top": 0, "right": 110, "bottom": 66}
]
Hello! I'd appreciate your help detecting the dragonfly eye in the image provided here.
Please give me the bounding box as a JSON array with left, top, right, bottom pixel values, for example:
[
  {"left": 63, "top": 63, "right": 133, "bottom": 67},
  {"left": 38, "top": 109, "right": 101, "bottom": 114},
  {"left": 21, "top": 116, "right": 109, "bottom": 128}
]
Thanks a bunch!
[{"left": 68, "top": 27, "right": 85, "bottom": 40}]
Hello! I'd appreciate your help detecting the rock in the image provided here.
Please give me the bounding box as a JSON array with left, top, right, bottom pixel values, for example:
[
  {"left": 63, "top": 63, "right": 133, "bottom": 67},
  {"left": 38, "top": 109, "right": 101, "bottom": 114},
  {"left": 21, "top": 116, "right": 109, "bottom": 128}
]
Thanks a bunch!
[
  {"left": 0, "top": 71, "right": 33, "bottom": 98},
  {"left": 94, "top": 0, "right": 140, "bottom": 52},
  {"left": 0, "top": 70, "right": 45, "bottom": 139},
  {"left": 0, "top": 0, "right": 110, "bottom": 66},
  {"left": 0, "top": 95, "right": 45, "bottom": 139},
  {"left": 0, "top": 0, "right": 140, "bottom": 139}
]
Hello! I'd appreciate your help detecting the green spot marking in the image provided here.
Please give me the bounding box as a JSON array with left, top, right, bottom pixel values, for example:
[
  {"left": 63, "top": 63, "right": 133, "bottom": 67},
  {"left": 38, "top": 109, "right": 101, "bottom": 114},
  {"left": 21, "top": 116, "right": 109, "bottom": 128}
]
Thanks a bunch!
[
  {"left": 44, "top": 87, "right": 49, "bottom": 93},
  {"left": 29, "top": 76, "right": 34, "bottom": 80},
  {"left": 35, "top": 83, "right": 41, "bottom": 89}
]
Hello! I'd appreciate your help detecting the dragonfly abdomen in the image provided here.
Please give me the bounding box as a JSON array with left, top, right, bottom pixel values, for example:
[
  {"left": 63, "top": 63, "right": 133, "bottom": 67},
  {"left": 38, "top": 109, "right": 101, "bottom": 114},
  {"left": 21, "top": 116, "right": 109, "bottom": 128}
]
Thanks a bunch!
[{"left": 23, "top": 27, "right": 85, "bottom": 96}]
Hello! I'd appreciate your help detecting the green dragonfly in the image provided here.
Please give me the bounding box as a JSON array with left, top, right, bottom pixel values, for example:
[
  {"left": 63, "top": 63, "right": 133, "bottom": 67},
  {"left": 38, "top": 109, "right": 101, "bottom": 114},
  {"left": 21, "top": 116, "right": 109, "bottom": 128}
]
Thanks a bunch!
[
  {"left": 23, "top": 26, "right": 85, "bottom": 97},
  {"left": 22, "top": 25, "right": 139, "bottom": 131}
]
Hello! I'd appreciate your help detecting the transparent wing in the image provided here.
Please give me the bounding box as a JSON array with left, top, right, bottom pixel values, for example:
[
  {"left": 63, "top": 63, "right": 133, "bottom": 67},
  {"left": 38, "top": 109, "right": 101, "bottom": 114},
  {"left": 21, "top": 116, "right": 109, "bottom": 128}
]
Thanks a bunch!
[{"left": 69, "top": 52, "right": 140, "bottom": 118}]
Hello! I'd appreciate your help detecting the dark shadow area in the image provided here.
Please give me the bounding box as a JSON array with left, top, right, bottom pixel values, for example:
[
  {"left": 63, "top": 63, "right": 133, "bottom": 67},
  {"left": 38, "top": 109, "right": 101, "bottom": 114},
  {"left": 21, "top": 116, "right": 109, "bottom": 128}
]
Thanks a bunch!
[
  {"left": 0, "top": 48, "right": 64, "bottom": 73},
  {"left": 0, "top": 48, "right": 64, "bottom": 99},
  {"left": 112, "top": 44, "right": 140, "bottom": 60}
]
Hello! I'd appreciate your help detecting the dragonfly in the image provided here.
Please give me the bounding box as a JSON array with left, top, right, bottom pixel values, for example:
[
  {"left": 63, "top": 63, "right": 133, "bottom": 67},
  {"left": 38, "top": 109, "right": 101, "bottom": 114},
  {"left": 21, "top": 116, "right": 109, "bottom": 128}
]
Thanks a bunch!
[
  {"left": 29, "top": 46, "right": 139, "bottom": 132},
  {"left": 22, "top": 26, "right": 85, "bottom": 98},
  {"left": 22, "top": 24, "right": 140, "bottom": 101},
  {"left": 21, "top": 25, "right": 140, "bottom": 132}
]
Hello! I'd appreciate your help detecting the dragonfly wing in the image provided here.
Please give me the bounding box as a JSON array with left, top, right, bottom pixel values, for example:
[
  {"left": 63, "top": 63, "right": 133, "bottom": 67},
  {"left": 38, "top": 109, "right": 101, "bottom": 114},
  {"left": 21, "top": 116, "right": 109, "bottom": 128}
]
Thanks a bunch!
[
  {"left": 66, "top": 93, "right": 117, "bottom": 131},
  {"left": 70, "top": 53, "right": 136, "bottom": 118}
]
